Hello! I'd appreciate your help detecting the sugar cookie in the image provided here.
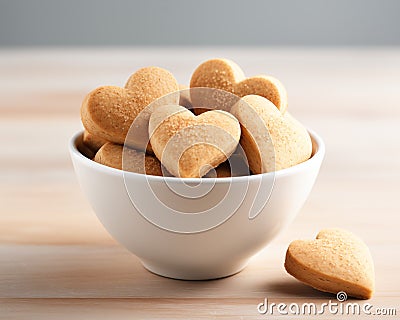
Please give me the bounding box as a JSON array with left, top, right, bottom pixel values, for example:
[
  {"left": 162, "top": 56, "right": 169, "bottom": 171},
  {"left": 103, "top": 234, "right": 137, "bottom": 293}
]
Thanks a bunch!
[
  {"left": 81, "top": 67, "right": 179, "bottom": 151},
  {"left": 149, "top": 105, "right": 241, "bottom": 178},
  {"left": 285, "top": 228, "right": 375, "bottom": 299},
  {"left": 83, "top": 130, "right": 107, "bottom": 152},
  {"left": 190, "top": 58, "right": 287, "bottom": 113},
  {"left": 230, "top": 95, "right": 311, "bottom": 174},
  {"left": 94, "top": 142, "right": 164, "bottom": 176}
]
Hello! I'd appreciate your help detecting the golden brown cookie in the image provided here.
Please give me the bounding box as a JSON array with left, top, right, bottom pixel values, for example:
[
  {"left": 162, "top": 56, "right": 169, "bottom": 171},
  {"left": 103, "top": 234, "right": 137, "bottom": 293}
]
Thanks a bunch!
[
  {"left": 83, "top": 130, "right": 107, "bottom": 152},
  {"left": 94, "top": 142, "right": 165, "bottom": 176},
  {"left": 203, "top": 161, "right": 232, "bottom": 178},
  {"left": 285, "top": 229, "right": 375, "bottom": 299},
  {"left": 78, "top": 140, "right": 96, "bottom": 160},
  {"left": 230, "top": 95, "right": 312, "bottom": 174},
  {"left": 214, "top": 162, "right": 232, "bottom": 178},
  {"left": 149, "top": 105, "right": 241, "bottom": 178},
  {"left": 81, "top": 67, "right": 179, "bottom": 151},
  {"left": 190, "top": 58, "right": 287, "bottom": 113}
]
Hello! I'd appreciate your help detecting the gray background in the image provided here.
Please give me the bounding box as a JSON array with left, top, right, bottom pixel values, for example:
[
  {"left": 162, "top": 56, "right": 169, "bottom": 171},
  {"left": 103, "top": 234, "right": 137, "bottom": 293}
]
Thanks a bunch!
[{"left": 0, "top": 0, "right": 399, "bottom": 46}]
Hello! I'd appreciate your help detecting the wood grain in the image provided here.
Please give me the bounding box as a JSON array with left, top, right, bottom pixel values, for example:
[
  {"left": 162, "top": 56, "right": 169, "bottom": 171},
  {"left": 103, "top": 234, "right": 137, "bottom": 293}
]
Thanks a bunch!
[{"left": 0, "top": 48, "right": 399, "bottom": 319}]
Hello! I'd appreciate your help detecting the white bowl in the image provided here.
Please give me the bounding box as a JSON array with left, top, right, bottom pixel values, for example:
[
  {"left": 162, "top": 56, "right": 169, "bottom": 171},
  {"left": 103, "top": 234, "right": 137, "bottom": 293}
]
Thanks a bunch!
[{"left": 69, "top": 130, "right": 325, "bottom": 280}]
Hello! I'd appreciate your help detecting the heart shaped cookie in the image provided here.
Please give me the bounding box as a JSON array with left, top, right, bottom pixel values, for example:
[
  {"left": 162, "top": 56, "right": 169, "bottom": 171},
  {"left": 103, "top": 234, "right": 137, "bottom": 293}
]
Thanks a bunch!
[
  {"left": 149, "top": 105, "right": 241, "bottom": 178},
  {"left": 285, "top": 229, "right": 375, "bottom": 299},
  {"left": 230, "top": 95, "right": 312, "bottom": 174},
  {"left": 83, "top": 130, "right": 107, "bottom": 153},
  {"left": 94, "top": 142, "right": 165, "bottom": 176},
  {"left": 190, "top": 58, "right": 287, "bottom": 113},
  {"left": 81, "top": 66, "right": 179, "bottom": 151}
]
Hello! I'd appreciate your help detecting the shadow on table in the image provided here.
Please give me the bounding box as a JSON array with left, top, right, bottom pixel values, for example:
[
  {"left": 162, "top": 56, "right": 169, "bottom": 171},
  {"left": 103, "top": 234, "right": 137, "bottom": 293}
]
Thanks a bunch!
[
  {"left": 3, "top": 245, "right": 335, "bottom": 300},
  {"left": 264, "top": 278, "right": 335, "bottom": 299}
]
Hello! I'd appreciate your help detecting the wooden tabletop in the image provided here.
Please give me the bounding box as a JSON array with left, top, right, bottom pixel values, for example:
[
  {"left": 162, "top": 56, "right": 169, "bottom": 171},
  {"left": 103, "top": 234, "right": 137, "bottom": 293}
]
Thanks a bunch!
[{"left": 1, "top": 48, "right": 399, "bottom": 319}]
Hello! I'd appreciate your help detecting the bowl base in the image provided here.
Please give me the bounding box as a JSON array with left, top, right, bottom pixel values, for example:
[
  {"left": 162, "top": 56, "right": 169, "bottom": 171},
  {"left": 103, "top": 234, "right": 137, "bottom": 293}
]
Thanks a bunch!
[{"left": 141, "top": 260, "right": 249, "bottom": 280}]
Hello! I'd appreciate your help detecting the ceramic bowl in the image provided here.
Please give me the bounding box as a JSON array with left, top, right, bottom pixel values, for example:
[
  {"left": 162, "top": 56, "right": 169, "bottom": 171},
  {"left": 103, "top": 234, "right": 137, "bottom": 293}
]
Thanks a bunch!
[{"left": 69, "top": 130, "right": 324, "bottom": 280}]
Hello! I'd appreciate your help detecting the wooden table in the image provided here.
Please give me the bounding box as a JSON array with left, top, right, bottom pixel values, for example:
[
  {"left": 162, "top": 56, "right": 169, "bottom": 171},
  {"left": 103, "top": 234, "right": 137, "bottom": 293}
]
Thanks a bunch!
[{"left": 1, "top": 48, "right": 399, "bottom": 319}]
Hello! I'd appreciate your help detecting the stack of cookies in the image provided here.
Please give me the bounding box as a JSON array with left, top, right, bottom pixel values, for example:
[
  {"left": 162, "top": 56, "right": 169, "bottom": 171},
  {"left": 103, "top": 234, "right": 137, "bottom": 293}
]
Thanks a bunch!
[{"left": 80, "top": 59, "right": 312, "bottom": 178}]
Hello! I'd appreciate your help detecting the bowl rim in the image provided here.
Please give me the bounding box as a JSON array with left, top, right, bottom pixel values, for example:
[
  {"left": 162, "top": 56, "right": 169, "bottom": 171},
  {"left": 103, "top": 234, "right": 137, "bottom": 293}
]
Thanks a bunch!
[{"left": 69, "top": 128, "right": 325, "bottom": 183}]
